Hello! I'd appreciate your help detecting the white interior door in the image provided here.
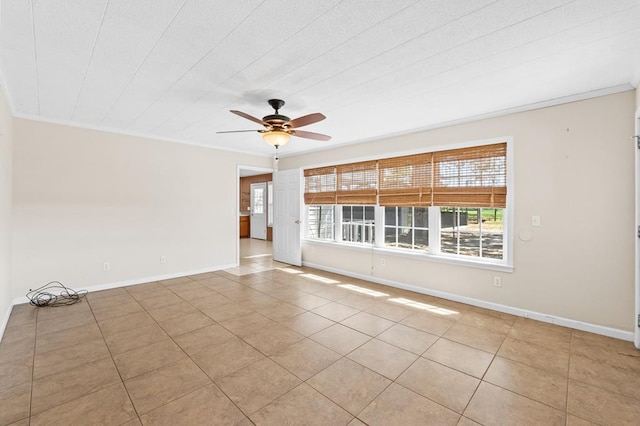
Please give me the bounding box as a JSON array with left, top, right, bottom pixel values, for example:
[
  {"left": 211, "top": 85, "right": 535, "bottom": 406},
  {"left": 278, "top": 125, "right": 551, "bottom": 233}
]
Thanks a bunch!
[
  {"left": 250, "top": 182, "right": 267, "bottom": 240},
  {"left": 273, "top": 169, "right": 302, "bottom": 266}
]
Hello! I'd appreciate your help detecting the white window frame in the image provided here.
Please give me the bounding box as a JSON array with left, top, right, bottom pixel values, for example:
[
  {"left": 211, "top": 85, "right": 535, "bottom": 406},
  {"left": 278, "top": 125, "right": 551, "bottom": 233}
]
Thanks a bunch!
[{"left": 302, "top": 137, "right": 514, "bottom": 272}]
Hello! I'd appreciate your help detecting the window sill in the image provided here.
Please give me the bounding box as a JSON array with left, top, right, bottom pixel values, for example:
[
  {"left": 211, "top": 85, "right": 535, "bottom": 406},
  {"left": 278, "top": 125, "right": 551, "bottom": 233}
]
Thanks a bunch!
[{"left": 302, "top": 238, "right": 514, "bottom": 273}]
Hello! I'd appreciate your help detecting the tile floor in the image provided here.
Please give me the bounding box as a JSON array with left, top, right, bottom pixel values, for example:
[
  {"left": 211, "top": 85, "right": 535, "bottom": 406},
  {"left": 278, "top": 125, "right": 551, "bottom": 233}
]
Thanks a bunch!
[{"left": 1, "top": 239, "right": 640, "bottom": 425}]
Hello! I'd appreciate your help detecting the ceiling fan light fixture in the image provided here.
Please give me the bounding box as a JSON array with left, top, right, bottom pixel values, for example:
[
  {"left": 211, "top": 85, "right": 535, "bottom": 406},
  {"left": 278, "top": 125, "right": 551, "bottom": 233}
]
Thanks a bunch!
[{"left": 262, "top": 130, "right": 290, "bottom": 147}]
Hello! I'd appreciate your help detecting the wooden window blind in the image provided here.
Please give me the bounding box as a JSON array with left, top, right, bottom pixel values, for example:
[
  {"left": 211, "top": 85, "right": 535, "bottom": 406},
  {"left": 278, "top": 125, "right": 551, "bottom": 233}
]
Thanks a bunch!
[
  {"left": 304, "top": 166, "right": 336, "bottom": 204},
  {"left": 304, "top": 142, "right": 507, "bottom": 208},
  {"left": 432, "top": 142, "right": 507, "bottom": 208},
  {"left": 378, "top": 153, "right": 433, "bottom": 206},
  {"left": 336, "top": 160, "right": 377, "bottom": 204}
]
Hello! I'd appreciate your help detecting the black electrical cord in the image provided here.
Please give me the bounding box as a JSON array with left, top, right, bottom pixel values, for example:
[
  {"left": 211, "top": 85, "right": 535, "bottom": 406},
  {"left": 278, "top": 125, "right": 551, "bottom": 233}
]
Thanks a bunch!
[{"left": 26, "top": 281, "right": 87, "bottom": 307}]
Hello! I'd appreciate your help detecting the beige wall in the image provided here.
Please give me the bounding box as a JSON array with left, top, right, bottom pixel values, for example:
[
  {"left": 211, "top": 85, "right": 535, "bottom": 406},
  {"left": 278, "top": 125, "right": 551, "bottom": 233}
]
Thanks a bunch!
[
  {"left": 11, "top": 119, "right": 271, "bottom": 297},
  {"left": 281, "top": 90, "right": 636, "bottom": 332},
  {"left": 0, "top": 86, "right": 13, "bottom": 331}
]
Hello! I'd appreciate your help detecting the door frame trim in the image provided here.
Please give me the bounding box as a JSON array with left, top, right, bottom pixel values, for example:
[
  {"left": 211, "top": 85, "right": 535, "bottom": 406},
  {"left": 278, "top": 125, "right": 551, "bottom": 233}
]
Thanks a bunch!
[{"left": 237, "top": 165, "right": 274, "bottom": 267}]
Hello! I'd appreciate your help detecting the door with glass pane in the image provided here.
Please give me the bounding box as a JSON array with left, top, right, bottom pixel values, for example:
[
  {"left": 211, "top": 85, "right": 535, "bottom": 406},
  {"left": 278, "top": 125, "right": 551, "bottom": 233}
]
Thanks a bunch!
[{"left": 250, "top": 182, "right": 267, "bottom": 240}]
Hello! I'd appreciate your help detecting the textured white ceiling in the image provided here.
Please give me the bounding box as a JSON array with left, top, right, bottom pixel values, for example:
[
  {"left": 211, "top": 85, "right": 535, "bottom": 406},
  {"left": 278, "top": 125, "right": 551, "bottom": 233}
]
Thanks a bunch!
[{"left": 1, "top": 0, "right": 639, "bottom": 157}]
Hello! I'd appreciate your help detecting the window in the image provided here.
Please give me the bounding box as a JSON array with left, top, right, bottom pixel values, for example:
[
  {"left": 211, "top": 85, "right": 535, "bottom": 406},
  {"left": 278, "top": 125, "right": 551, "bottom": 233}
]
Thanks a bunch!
[
  {"left": 342, "top": 205, "right": 375, "bottom": 244},
  {"left": 384, "top": 207, "right": 429, "bottom": 250},
  {"left": 307, "top": 205, "right": 334, "bottom": 240},
  {"left": 440, "top": 207, "right": 503, "bottom": 259},
  {"left": 267, "top": 182, "right": 273, "bottom": 226},
  {"left": 302, "top": 141, "right": 511, "bottom": 268}
]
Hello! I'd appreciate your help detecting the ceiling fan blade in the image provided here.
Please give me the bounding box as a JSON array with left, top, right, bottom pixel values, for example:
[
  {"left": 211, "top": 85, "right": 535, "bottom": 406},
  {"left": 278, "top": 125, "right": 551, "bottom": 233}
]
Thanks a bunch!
[
  {"left": 286, "top": 113, "right": 326, "bottom": 129},
  {"left": 230, "top": 110, "right": 267, "bottom": 126},
  {"left": 291, "top": 129, "right": 331, "bottom": 141},
  {"left": 216, "top": 130, "right": 259, "bottom": 134}
]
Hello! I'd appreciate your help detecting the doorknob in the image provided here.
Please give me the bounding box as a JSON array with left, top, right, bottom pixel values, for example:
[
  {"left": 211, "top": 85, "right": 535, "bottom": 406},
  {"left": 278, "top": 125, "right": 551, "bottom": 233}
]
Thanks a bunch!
[{"left": 295, "top": 220, "right": 302, "bottom": 224}]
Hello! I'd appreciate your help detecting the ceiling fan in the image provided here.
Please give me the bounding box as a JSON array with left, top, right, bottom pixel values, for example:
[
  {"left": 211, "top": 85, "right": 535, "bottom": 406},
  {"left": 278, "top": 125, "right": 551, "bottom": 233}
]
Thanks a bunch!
[{"left": 217, "top": 99, "right": 331, "bottom": 150}]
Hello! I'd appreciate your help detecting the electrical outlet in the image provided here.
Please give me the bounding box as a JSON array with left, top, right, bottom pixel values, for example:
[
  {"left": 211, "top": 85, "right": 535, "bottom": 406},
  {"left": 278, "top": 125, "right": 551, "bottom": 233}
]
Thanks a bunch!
[
  {"left": 380, "top": 258, "right": 386, "bottom": 266},
  {"left": 160, "top": 256, "right": 167, "bottom": 264},
  {"left": 103, "top": 262, "right": 110, "bottom": 271},
  {"left": 493, "top": 276, "right": 502, "bottom": 288},
  {"left": 531, "top": 215, "right": 541, "bottom": 227}
]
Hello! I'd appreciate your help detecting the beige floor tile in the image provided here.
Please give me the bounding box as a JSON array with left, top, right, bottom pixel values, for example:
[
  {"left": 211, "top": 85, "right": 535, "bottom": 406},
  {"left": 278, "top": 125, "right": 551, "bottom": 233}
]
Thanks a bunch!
[
  {"left": 157, "top": 311, "right": 215, "bottom": 337},
  {"left": 359, "top": 382, "right": 459, "bottom": 426},
  {"left": 0, "top": 382, "right": 31, "bottom": 425},
  {"left": 508, "top": 318, "right": 571, "bottom": 351},
  {"left": 7, "top": 418, "right": 30, "bottom": 426},
  {"left": 91, "top": 301, "right": 145, "bottom": 322},
  {"left": 458, "top": 311, "right": 514, "bottom": 335},
  {"left": 484, "top": 356, "right": 568, "bottom": 410},
  {"left": 219, "top": 311, "right": 274, "bottom": 337},
  {"left": 145, "top": 301, "right": 200, "bottom": 322},
  {"left": 396, "top": 358, "right": 479, "bottom": 413},
  {"left": 571, "top": 331, "right": 640, "bottom": 370},
  {"left": 203, "top": 302, "right": 255, "bottom": 322},
  {"left": 347, "top": 339, "right": 417, "bottom": 380},
  {"left": 121, "top": 417, "right": 142, "bottom": 426},
  {"left": 31, "top": 357, "right": 121, "bottom": 415},
  {"left": 191, "top": 337, "right": 264, "bottom": 380},
  {"left": 0, "top": 357, "right": 32, "bottom": 391},
  {"left": 5, "top": 305, "right": 37, "bottom": 329},
  {"left": 347, "top": 419, "right": 366, "bottom": 426},
  {"left": 341, "top": 312, "right": 394, "bottom": 337},
  {"left": 376, "top": 323, "right": 438, "bottom": 355},
  {"left": 33, "top": 338, "right": 110, "bottom": 379},
  {"left": 255, "top": 300, "right": 306, "bottom": 322},
  {"left": 0, "top": 335, "right": 34, "bottom": 366},
  {"left": 400, "top": 312, "right": 455, "bottom": 336},
  {"left": 424, "top": 338, "right": 493, "bottom": 378},
  {"left": 497, "top": 336, "right": 569, "bottom": 376},
  {"left": 285, "top": 293, "right": 332, "bottom": 310},
  {"left": 97, "top": 311, "right": 155, "bottom": 336},
  {"left": 217, "top": 358, "right": 301, "bottom": 415},
  {"left": 30, "top": 382, "right": 136, "bottom": 426},
  {"left": 279, "top": 311, "right": 334, "bottom": 336},
  {"left": 310, "top": 324, "right": 371, "bottom": 355},
  {"left": 570, "top": 353, "right": 640, "bottom": 400},
  {"left": 1, "top": 322, "right": 36, "bottom": 346},
  {"left": 335, "top": 293, "right": 378, "bottom": 311},
  {"left": 250, "top": 383, "right": 353, "bottom": 426},
  {"left": 36, "top": 310, "right": 96, "bottom": 335},
  {"left": 87, "top": 293, "right": 138, "bottom": 310},
  {"left": 35, "top": 301, "right": 91, "bottom": 320},
  {"left": 307, "top": 358, "right": 391, "bottom": 416},
  {"left": 124, "top": 358, "right": 210, "bottom": 415},
  {"left": 566, "top": 414, "right": 599, "bottom": 425},
  {"left": 270, "top": 338, "right": 341, "bottom": 380},
  {"left": 173, "top": 324, "right": 236, "bottom": 355},
  {"left": 242, "top": 322, "right": 305, "bottom": 355},
  {"left": 568, "top": 378, "right": 640, "bottom": 424},
  {"left": 312, "top": 302, "right": 360, "bottom": 322},
  {"left": 443, "top": 322, "right": 506, "bottom": 353},
  {"left": 457, "top": 417, "right": 482, "bottom": 426},
  {"left": 464, "top": 382, "right": 565, "bottom": 426},
  {"left": 137, "top": 292, "right": 184, "bottom": 310},
  {"left": 35, "top": 322, "right": 102, "bottom": 355},
  {"left": 113, "top": 339, "right": 187, "bottom": 380},
  {"left": 125, "top": 282, "right": 166, "bottom": 297},
  {"left": 187, "top": 271, "right": 220, "bottom": 281},
  {"left": 139, "top": 383, "right": 245, "bottom": 426},
  {"left": 104, "top": 323, "right": 168, "bottom": 355}
]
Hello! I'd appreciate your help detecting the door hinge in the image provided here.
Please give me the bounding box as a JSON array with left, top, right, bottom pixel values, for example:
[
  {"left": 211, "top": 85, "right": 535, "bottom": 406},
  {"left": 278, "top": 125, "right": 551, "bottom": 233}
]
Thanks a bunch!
[
  {"left": 634, "top": 135, "right": 640, "bottom": 149},
  {"left": 637, "top": 314, "right": 640, "bottom": 328}
]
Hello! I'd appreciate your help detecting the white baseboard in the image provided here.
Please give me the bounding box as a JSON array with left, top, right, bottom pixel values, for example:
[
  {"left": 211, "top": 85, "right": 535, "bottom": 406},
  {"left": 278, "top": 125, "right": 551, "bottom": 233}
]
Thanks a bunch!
[
  {"left": 12, "top": 263, "right": 237, "bottom": 306},
  {"left": 0, "top": 303, "right": 13, "bottom": 343},
  {"left": 303, "top": 261, "right": 634, "bottom": 342}
]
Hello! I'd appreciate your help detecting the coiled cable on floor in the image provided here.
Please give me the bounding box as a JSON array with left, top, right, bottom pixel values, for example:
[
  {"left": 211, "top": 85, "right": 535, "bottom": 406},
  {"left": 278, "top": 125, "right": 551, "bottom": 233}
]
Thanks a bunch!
[{"left": 26, "top": 281, "right": 88, "bottom": 307}]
